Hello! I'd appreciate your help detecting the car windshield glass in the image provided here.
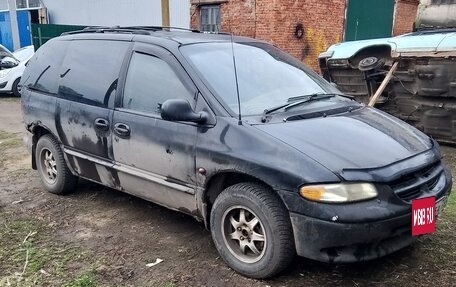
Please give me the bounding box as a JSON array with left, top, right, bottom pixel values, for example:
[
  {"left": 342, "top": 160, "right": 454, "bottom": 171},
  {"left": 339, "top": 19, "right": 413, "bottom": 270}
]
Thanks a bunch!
[
  {"left": 13, "top": 47, "right": 34, "bottom": 62},
  {"left": 0, "top": 46, "right": 12, "bottom": 58},
  {"left": 181, "top": 42, "right": 341, "bottom": 116}
]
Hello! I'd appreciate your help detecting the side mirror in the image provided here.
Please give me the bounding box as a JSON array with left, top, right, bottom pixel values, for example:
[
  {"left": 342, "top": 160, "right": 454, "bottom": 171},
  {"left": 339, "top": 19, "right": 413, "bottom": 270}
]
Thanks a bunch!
[
  {"left": 0, "top": 57, "right": 19, "bottom": 69},
  {"left": 161, "top": 99, "right": 207, "bottom": 124}
]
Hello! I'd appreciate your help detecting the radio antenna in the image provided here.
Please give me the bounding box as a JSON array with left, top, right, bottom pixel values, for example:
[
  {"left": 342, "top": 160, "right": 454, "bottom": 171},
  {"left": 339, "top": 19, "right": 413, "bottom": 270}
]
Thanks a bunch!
[
  {"left": 225, "top": 2, "right": 242, "bottom": 125},
  {"left": 230, "top": 31, "right": 242, "bottom": 125}
]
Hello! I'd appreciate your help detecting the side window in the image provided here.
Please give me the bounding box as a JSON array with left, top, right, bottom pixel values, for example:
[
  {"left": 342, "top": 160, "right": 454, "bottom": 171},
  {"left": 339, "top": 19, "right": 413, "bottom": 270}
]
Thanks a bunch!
[
  {"left": 59, "top": 40, "right": 129, "bottom": 107},
  {"left": 21, "top": 39, "right": 69, "bottom": 94},
  {"left": 122, "top": 52, "right": 193, "bottom": 115}
]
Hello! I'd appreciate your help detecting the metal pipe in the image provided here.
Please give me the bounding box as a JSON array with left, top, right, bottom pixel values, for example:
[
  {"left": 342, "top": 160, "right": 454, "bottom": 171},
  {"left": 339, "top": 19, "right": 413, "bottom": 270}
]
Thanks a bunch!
[{"left": 8, "top": 0, "right": 20, "bottom": 50}]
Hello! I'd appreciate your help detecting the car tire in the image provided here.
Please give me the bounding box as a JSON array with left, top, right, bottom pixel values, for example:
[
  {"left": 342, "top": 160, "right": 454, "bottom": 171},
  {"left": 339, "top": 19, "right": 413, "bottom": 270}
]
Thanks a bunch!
[
  {"left": 12, "top": 78, "right": 21, "bottom": 97},
  {"left": 36, "top": 134, "right": 78, "bottom": 195},
  {"left": 210, "top": 182, "right": 295, "bottom": 279},
  {"left": 358, "top": 56, "right": 385, "bottom": 71}
]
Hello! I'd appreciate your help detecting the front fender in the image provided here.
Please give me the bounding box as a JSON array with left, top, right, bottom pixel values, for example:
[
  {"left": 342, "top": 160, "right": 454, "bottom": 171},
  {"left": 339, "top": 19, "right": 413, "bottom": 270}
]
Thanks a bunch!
[{"left": 196, "top": 117, "right": 339, "bottom": 192}]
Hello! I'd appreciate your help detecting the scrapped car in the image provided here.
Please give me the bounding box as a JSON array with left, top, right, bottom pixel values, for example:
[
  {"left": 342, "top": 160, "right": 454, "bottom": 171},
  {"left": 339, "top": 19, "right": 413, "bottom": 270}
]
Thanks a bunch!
[
  {"left": 0, "top": 45, "right": 34, "bottom": 96},
  {"left": 21, "top": 27, "right": 452, "bottom": 279},
  {"left": 319, "top": 29, "right": 456, "bottom": 144}
]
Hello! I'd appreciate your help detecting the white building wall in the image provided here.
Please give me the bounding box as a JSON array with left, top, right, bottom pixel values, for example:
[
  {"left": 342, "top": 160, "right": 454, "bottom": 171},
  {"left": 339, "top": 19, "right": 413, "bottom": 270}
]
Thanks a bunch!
[
  {"left": 416, "top": 0, "right": 456, "bottom": 28},
  {"left": 170, "top": 0, "right": 190, "bottom": 28},
  {"left": 41, "top": 0, "right": 189, "bottom": 28}
]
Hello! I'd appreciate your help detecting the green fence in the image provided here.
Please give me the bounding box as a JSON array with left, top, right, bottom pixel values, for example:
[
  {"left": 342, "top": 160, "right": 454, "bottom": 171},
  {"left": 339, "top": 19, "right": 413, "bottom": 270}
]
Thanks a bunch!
[{"left": 32, "top": 24, "right": 87, "bottom": 50}]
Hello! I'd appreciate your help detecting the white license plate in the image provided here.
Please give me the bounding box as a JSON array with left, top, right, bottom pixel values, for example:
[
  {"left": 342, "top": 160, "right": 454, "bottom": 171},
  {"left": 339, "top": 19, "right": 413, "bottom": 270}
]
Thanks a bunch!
[{"left": 436, "top": 196, "right": 448, "bottom": 218}]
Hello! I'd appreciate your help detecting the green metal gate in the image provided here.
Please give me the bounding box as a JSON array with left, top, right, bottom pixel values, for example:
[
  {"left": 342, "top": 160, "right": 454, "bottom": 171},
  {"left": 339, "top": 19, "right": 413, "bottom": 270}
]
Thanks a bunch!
[
  {"left": 32, "top": 24, "right": 87, "bottom": 50},
  {"left": 345, "top": 0, "right": 395, "bottom": 41}
]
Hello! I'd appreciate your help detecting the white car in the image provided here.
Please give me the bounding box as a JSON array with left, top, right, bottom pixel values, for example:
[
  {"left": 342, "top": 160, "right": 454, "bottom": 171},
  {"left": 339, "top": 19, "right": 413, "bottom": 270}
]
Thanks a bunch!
[{"left": 0, "top": 45, "right": 35, "bottom": 96}]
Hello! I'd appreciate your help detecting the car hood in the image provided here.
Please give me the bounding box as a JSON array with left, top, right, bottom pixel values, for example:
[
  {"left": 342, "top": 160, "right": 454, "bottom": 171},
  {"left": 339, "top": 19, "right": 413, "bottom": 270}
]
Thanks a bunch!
[
  {"left": 324, "top": 31, "right": 456, "bottom": 59},
  {"left": 254, "top": 107, "right": 433, "bottom": 174}
]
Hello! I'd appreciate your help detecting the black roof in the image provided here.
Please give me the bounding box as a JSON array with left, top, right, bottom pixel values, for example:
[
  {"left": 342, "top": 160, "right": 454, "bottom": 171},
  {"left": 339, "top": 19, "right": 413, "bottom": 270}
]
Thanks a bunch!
[{"left": 61, "top": 26, "right": 261, "bottom": 45}]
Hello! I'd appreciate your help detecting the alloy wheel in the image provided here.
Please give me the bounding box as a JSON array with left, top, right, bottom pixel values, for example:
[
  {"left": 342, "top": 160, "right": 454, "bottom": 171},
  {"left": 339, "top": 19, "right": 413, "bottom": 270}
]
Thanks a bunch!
[{"left": 221, "top": 205, "right": 267, "bottom": 264}]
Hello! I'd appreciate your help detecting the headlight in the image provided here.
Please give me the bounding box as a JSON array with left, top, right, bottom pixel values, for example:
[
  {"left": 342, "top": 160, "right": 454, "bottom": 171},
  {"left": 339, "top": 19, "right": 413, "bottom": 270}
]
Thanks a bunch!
[
  {"left": 327, "top": 59, "right": 350, "bottom": 67},
  {"left": 318, "top": 50, "right": 334, "bottom": 59},
  {"left": 431, "top": 138, "right": 442, "bottom": 159},
  {"left": 0, "top": 69, "right": 11, "bottom": 78},
  {"left": 299, "top": 183, "right": 378, "bottom": 203}
]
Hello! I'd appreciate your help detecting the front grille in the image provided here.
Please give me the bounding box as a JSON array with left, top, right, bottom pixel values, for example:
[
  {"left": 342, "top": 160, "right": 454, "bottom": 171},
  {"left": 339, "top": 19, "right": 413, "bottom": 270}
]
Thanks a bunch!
[{"left": 389, "top": 162, "right": 444, "bottom": 202}]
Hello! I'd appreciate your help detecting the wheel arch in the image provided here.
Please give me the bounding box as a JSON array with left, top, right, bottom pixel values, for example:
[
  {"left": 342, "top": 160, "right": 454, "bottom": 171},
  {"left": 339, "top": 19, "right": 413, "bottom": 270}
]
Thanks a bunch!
[
  {"left": 348, "top": 44, "right": 393, "bottom": 68},
  {"left": 12, "top": 77, "right": 22, "bottom": 96},
  {"left": 202, "top": 171, "right": 277, "bottom": 228},
  {"left": 29, "top": 124, "right": 55, "bottom": 169}
]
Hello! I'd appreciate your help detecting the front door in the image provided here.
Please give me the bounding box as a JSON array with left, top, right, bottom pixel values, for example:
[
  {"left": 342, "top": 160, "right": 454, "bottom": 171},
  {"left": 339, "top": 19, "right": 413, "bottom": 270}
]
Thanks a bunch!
[
  {"left": 112, "top": 43, "right": 199, "bottom": 214},
  {"left": 345, "top": 0, "right": 395, "bottom": 41}
]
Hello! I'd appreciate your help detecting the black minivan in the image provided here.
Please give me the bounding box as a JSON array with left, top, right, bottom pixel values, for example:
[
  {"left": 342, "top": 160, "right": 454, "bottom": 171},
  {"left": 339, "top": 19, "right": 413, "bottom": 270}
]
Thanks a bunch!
[{"left": 21, "top": 27, "right": 452, "bottom": 278}]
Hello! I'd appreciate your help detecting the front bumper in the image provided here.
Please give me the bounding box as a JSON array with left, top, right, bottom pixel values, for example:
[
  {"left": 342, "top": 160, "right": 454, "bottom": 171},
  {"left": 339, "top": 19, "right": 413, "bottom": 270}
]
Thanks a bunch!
[
  {"left": 290, "top": 188, "right": 451, "bottom": 263},
  {"left": 0, "top": 75, "right": 14, "bottom": 92},
  {"left": 291, "top": 211, "right": 416, "bottom": 263}
]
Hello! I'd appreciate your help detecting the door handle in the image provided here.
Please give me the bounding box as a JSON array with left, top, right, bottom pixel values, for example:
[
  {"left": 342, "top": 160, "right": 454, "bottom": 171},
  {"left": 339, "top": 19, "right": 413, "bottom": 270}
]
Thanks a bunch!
[
  {"left": 94, "top": 118, "right": 109, "bottom": 131},
  {"left": 114, "top": 123, "right": 131, "bottom": 138}
]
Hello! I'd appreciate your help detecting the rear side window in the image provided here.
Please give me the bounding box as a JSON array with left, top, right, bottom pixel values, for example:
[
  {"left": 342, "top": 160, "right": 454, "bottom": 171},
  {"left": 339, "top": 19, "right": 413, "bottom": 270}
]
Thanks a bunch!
[
  {"left": 21, "top": 39, "right": 69, "bottom": 94},
  {"left": 59, "top": 40, "right": 129, "bottom": 107}
]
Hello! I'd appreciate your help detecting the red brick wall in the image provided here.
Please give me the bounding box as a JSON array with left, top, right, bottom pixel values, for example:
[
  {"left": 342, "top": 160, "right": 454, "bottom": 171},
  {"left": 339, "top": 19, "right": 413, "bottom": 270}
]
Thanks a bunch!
[
  {"left": 254, "top": 0, "right": 346, "bottom": 70},
  {"left": 393, "top": 0, "right": 419, "bottom": 36},
  {"left": 219, "top": 0, "right": 256, "bottom": 37}
]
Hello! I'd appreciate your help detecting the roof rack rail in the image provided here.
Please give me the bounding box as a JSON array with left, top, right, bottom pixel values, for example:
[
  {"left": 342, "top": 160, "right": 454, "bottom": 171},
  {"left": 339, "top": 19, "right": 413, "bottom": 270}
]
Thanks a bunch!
[
  {"left": 82, "top": 26, "right": 117, "bottom": 30},
  {"left": 62, "top": 27, "right": 151, "bottom": 36},
  {"left": 122, "top": 26, "right": 200, "bottom": 33},
  {"left": 61, "top": 26, "right": 201, "bottom": 36}
]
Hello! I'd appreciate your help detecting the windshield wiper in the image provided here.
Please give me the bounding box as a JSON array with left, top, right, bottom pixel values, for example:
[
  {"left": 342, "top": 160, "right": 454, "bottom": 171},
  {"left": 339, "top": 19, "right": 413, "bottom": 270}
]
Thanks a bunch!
[
  {"left": 287, "top": 92, "right": 354, "bottom": 102},
  {"left": 261, "top": 93, "right": 343, "bottom": 123}
]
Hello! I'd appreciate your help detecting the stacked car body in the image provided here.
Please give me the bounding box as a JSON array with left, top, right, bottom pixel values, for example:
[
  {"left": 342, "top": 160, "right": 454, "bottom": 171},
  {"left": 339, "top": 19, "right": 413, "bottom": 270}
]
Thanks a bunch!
[{"left": 319, "top": 29, "right": 456, "bottom": 144}]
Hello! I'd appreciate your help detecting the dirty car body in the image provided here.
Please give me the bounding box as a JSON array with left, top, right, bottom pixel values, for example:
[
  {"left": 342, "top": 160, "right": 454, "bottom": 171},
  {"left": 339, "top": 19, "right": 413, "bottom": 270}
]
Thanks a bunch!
[
  {"left": 21, "top": 28, "right": 452, "bottom": 277},
  {"left": 319, "top": 29, "right": 456, "bottom": 144}
]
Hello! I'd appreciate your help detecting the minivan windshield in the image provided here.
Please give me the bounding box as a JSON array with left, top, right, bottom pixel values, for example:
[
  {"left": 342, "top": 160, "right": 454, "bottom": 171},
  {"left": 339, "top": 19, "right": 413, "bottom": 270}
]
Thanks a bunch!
[{"left": 181, "top": 42, "right": 343, "bottom": 116}]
